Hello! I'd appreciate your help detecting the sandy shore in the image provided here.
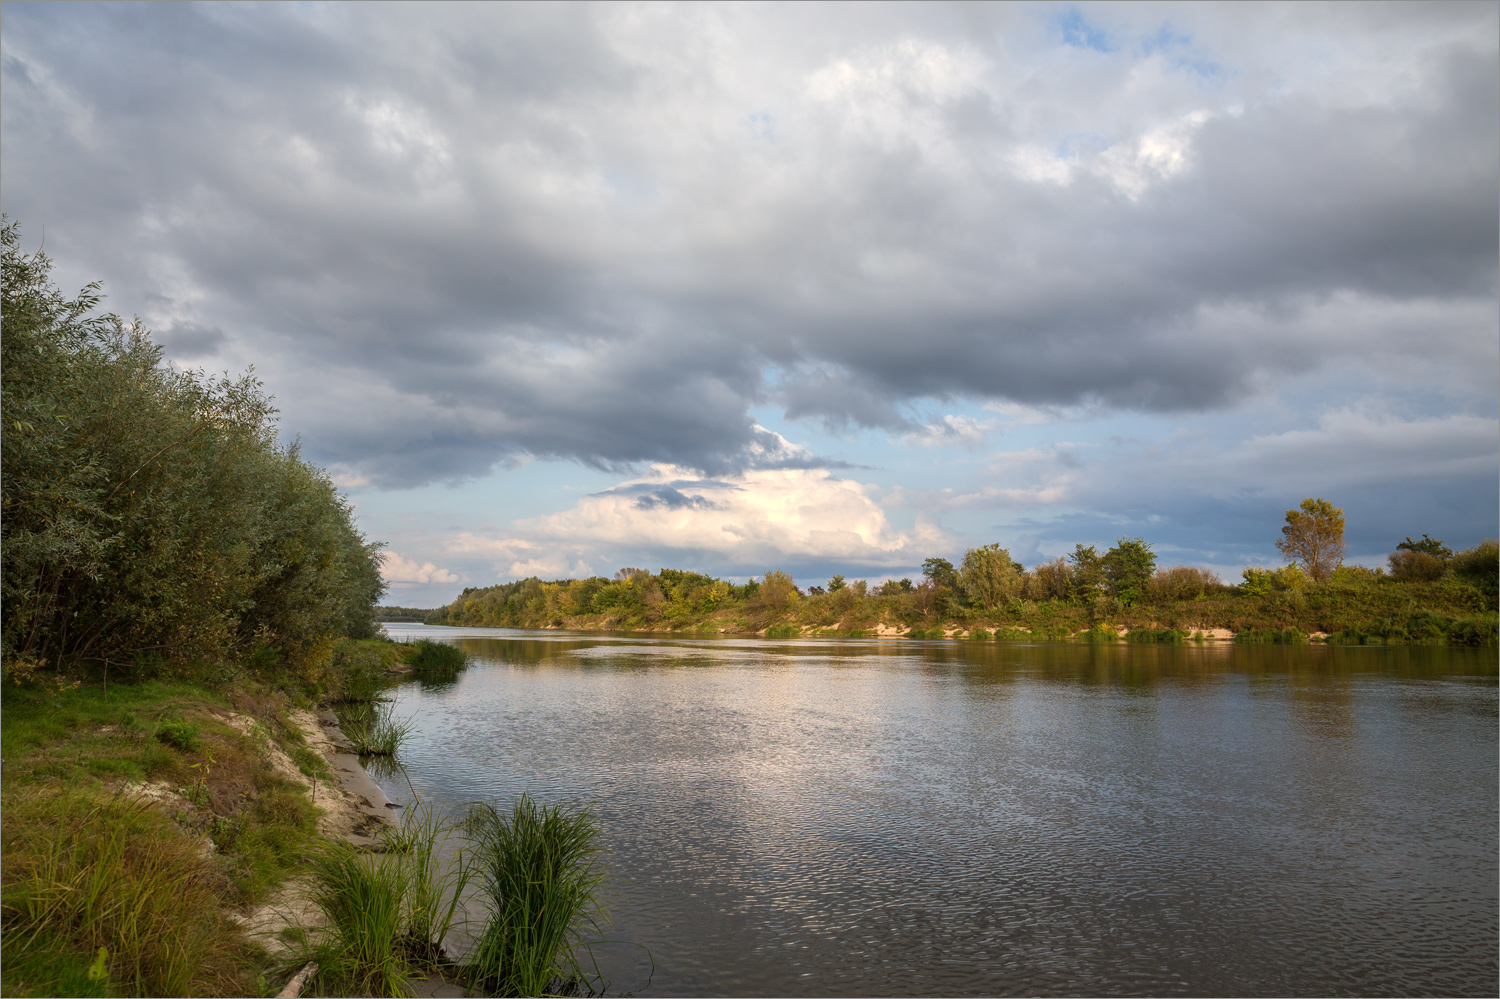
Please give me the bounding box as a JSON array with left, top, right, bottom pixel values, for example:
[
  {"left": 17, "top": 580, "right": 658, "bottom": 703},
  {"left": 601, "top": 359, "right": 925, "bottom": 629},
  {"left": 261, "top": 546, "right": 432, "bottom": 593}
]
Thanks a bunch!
[{"left": 231, "top": 707, "right": 406, "bottom": 958}]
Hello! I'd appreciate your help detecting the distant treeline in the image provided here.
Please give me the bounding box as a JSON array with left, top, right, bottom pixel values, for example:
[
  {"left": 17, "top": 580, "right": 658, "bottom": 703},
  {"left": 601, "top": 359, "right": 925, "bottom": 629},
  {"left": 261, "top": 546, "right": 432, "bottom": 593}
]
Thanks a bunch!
[
  {"left": 1, "top": 219, "right": 385, "bottom": 686},
  {"left": 427, "top": 537, "right": 1498, "bottom": 645},
  {"left": 373, "top": 606, "right": 438, "bottom": 623}
]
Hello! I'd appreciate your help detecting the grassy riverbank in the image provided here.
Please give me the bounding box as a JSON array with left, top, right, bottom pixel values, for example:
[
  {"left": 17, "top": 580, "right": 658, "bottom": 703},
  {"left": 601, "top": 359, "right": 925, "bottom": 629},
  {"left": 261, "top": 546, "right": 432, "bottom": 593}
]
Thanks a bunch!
[
  {"left": 0, "top": 635, "right": 424, "bottom": 995},
  {"left": 426, "top": 554, "right": 1499, "bottom": 645}
]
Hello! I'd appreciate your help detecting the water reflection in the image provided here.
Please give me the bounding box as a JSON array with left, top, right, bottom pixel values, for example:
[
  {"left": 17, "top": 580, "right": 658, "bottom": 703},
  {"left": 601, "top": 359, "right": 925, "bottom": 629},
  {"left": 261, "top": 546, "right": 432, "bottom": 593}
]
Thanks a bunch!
[{"left": 377, "top": 626, "right": 1497, "bottom": 997}]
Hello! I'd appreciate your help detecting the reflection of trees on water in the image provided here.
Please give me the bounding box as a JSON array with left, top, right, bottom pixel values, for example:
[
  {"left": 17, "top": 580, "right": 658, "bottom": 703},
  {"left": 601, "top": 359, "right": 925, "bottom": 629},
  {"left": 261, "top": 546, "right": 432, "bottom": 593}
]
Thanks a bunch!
[{"left": 401, "top": 630, "right": 1495, "bottom": 696}]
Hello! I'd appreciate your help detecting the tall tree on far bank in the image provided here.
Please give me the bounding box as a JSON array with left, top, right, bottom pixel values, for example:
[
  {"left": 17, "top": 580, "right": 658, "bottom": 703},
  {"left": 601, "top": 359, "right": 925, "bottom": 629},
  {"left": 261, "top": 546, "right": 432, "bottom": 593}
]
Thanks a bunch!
[
  {"left": 1276, "top": 498, "right": 1345, "bottom": 582},
  {"left": 1102, "top": 537, "right": 1156, "bottom": 605},
  {"left": 959, "top": 544, "right": 1023, "bottom": 610}
]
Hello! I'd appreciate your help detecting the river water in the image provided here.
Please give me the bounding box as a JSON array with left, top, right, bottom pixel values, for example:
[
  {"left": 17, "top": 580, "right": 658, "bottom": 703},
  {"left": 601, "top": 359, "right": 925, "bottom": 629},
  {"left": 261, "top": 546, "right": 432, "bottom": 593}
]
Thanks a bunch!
[{"left": 376, "top": 625, "right": 1497, "bottom": 997}]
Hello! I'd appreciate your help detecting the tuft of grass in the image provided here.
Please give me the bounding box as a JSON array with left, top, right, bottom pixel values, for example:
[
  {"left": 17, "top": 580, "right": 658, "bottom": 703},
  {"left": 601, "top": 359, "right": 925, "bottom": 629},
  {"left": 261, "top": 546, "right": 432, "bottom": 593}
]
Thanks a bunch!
[
  {"left": 0, "top": 790, "right": 249, "bottom": 997},
  {"left": 404, "top": 639, "right": 469, "bottom": 676},
  {"left": 154, "top": 718, "right": 202, "bottom": 752},
  {"left": 968, "top": 628, "right": 993, "bottom": 640},
  {"left": 465, "top": 795, "right": 608, "bottom": 998},
  {"left": 306, "top": 841, "right": 412, "bottom": 998},
  {"left": 338, "top": 701, "right": 414, "bottom": 757},
  {"left": 304, "top": 804, "right": 472, "bottom": 994}
]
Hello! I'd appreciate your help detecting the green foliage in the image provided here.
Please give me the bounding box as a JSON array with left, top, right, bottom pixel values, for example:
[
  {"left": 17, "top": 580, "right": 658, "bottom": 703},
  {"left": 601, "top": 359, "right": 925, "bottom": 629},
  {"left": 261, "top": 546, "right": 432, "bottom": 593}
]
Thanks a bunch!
[
  {"left": 0, "top": 219, "right": 384, "bottom": 682},
  {"left": 153, "top": 719, "right": 201, "bottom": 753},
  {"left": 758, "top": 570, "right": 799, "bottom": 614},
  {"left": 1234, "top": 628, "right": 1309, "bottom": 644},
  {"left": 405, "top": 638, "right": 468, "bottom": 675},
  {"left": 306, "top": 841, "right": 412, "bottom": 997},
  {"left": 1068, "top": 544, "right": 1106, "bottom": 598},
  {"left": 1239, "top": 567, "right": 1273, "bottom": 596},
  {"left": 1276, "top": 497, "right": 1346, "bottom": 582},
  {"left": 968, "top": 628, "right": 993, "bottom": 640},
  {"left": 1450, "top": 539, "right": 1499, "bottom": 604},
  {"left": 992, "top": 627, "right": 1034, "bottom": 641},
  {"left": 1126, "top": 628, "right": 1188, "bottom": 644},
  {"left": 1396, "top": 534, "right": 1453, "bottom": 559},
  {"left": 921, "top": 557, "right": 959, "bottom": 591},
  {"left": 1102, "top": 538, "right": 1156, "bottom": 606},
  {"left": 764, "top": 625, "right": 800, "bottom": 638},
  {"left": 325, "top": 638, "right": 392, "bottom": 703},
  {"left": 959, "top": 544, "right": 1023, "bottom": 610},
  {"left": 465, "top": 795, "right": 608, "bottom": 998},
  {"left": 827, "top": 574, "right": 847, "bottom": 592}
]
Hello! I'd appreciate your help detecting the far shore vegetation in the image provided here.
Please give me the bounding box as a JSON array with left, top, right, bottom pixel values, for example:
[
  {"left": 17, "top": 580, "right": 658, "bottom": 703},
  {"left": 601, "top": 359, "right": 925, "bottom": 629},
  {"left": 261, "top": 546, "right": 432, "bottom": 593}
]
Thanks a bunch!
[{"left": 424, "top": 520, "right": 1498, "bottom": 646}]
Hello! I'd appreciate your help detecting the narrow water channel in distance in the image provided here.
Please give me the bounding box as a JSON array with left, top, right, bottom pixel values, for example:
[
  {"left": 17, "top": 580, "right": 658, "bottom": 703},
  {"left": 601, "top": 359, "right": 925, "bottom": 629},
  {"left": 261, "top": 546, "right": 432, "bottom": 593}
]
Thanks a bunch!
[{"left": 376, "top": 625, "right": 1497, "bottom": 997}]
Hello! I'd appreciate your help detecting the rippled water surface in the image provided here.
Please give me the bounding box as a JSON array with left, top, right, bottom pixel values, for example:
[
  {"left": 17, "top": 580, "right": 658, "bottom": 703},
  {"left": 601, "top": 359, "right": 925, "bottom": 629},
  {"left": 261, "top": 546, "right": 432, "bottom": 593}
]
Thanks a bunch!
[{"left": 376, "top": 627, "right": 1497, "bottom": 997}]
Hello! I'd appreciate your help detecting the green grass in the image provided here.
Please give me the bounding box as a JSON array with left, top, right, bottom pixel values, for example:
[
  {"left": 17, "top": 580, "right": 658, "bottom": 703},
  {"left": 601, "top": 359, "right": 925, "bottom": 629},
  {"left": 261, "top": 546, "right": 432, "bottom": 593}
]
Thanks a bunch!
[
  {"left": 465, "top": 795, "right": 609, "bottom": 998},
  {"left": 1126, "top": 628, "right": 1189, "bottom": 644},
  {"left": 1234, "top": 628, "right": 1309, "bottom": 644},
  {"left": 336, "top": 701, "right": 413, "bottom": 757},
  {"left": 306, "top": 840, "right": 413, "bottom": 997},
  {"left": 304, "top": 803, "right": 472, "bottom": 995},
  {"left": 0, "top": 790, "right": 249, "bottom": 997}
]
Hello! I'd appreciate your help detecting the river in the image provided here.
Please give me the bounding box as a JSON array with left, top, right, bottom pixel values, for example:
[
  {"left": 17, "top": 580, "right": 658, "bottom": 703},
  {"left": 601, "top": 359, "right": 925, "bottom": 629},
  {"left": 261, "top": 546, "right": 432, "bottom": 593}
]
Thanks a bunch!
[{"left": 376, "top": 625, "right": 1497, "bottom": 997}]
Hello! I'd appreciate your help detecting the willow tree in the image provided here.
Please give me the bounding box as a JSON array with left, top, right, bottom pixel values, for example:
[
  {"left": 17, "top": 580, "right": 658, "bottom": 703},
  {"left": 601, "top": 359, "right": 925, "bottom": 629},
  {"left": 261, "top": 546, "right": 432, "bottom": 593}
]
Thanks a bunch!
[
  {"left": 959, "top": 544, "right": 1023, "bottom": 610},
  {"left": 1, "top": 218, "right": 384, "bottom": 679},
  {"left": 1275, "top": 498, "right": 1345, "bottom": 582}
]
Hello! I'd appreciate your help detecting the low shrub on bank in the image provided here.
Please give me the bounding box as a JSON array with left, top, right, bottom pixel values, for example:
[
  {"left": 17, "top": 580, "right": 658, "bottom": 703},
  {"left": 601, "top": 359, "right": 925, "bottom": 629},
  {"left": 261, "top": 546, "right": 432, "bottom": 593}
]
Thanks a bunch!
[
  {"left": 1127, "top": 628, "right": 1189, "bottom": 644},
  {"left": 1235, "top": 628, "right": 1309, "bottom": 645}
]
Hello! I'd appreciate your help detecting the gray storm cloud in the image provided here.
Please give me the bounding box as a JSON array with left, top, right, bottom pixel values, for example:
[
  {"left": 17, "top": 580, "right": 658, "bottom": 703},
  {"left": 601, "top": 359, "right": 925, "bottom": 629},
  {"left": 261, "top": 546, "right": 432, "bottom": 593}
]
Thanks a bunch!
[{"left": 2, "top": 2, "right": 1495, "bottom": 486}]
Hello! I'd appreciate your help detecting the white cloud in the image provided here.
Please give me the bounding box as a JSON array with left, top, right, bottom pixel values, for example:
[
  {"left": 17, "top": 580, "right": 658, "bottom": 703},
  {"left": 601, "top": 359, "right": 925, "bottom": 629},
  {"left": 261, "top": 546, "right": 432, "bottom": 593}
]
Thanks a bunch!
[
  {"left": 900, "top": 414, "right": 999, "bottom": 448},
  {"left": 453, "top": 464, "right": 946, "bottom": 572},
  {"left": 379, "top": 551, "right": 460, "bottom": 586}
]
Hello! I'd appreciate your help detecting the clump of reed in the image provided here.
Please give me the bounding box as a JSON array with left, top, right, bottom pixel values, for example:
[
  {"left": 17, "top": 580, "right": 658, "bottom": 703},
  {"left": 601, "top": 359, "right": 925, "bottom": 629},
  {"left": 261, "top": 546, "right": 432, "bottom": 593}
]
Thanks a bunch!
[
  {"left": 304, "top": 803, "right": 471, "bottom": 995},
  {"left": 0, "top": 791, "right": 246, "bottom": 997},
  {"left": 405, "top": 639, "right": 469, "bottom": 676},
  {"left": 338, "top": 700, "right": 413, "bottom": 757},
  {"left": 465, "top": 794, "right": 608, "bottom": 998}
]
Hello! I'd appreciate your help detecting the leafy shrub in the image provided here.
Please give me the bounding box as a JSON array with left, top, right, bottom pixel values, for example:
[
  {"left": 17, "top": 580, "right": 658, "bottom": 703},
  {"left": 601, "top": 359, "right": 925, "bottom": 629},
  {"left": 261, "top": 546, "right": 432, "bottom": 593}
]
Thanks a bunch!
[
  {"left": 154, "top": 720, "right": 201, "bottom": 753},
  {"left": 1145, "top": 566, "right": 1221, "bottom": 603},
  {"left": 1126, "top": 628, "right": 1188, "bottom": 644},
  {"left": 968, "top": 628, "right": 993, "bottom": 640},
  {"left": 1024, "top": 557, "right": 1071, "bottom": 601},
  {"left": 764, "top": 625, "right": 800, "bottom": 639},
  {"left": 1240, "top": 567, "right": 1273, "bottom": 597},
  {"left": 1079, "top": 623, "right": 1119, "bottom": 643},
  {"left": 993, "top": 627, "right": 1033, "bottom": 641},
  {"left": 1388, "top": 549, "right": 1446, "bottom": 581}
]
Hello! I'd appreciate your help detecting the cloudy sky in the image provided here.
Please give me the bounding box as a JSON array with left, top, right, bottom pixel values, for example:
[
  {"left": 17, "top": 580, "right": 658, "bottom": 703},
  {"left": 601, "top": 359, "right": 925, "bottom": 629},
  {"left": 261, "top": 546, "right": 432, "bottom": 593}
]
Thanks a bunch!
[{"left": 4, "top": 1, "right": 1496, "bottom": 605}]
